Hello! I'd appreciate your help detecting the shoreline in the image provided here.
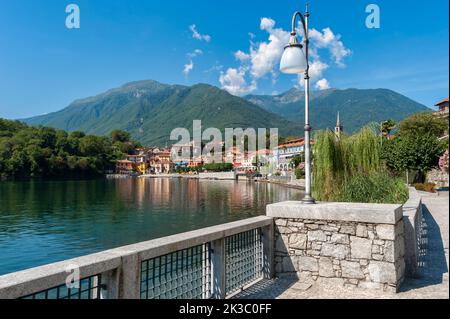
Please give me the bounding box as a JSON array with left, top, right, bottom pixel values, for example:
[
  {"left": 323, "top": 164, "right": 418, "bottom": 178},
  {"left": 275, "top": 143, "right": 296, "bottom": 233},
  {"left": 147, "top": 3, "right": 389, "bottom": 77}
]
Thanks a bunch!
[{"left": 107, "top": 173, "right": 306, "bottom": 191}]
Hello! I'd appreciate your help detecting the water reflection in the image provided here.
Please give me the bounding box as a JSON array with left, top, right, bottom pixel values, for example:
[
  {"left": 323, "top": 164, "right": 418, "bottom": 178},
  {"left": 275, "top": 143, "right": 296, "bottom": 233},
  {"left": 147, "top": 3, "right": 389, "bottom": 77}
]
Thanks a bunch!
[{"left": 0, "top": 178, "right": 303, "bottom": 275}]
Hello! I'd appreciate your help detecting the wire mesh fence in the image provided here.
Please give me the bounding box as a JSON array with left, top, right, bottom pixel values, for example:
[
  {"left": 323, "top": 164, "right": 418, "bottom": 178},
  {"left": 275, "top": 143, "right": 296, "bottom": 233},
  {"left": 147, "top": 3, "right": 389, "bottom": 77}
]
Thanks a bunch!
[
  {"left": 140, "top": 244, "right": 212, "bottom": 299},
  {"left": 225, "top": 228, "right": 263, "bottom": 295},
  {"left": 21, "top": 275, "right": 102, "bottom": 299}
]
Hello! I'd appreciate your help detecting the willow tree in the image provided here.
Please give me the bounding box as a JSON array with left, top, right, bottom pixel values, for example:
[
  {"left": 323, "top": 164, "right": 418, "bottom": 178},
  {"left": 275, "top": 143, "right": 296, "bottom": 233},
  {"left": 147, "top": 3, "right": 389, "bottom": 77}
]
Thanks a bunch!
[
  {"left": 313, "top": 127, "right": 382, "bottom": 201},
  {"left": 312, "top": 130, "right": 346, "bottom": 201}
]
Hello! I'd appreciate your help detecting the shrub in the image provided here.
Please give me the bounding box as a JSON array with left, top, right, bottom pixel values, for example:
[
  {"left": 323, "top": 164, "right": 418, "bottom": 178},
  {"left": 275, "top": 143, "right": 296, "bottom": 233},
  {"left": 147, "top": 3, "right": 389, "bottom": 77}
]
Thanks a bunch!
[
  {"left": 295, "top": 168, "right": 305, "bottom": 180},
  {"left": 339, "top": 172, "right": 409, "bottom": 204},
  {"left": 414, "top": 183, "right": 437, "bottom": 193}
]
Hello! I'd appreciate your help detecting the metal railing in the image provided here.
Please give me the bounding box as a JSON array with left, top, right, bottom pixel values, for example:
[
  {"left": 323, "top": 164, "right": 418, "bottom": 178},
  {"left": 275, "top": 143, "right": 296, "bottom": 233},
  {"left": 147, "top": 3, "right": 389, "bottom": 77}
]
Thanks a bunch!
[
  {"left": 0, "top": 217, "right": 273, "bottom": 299},
  {"left": 225, "top": 229, "right": 263, "bottom": 295},
  {"left": 140, "top": 244, "right": 212, "bottom": 299},
  {"left": 22, "top": 275, "right": 102, "bottom": 300}
]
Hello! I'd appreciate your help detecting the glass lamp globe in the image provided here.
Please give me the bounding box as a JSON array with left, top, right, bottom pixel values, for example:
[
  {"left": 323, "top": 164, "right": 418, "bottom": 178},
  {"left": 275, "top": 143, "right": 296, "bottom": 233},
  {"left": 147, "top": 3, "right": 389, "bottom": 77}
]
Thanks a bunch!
[{"left": 280, "top": 44, "right": 307, "bottom": 74}]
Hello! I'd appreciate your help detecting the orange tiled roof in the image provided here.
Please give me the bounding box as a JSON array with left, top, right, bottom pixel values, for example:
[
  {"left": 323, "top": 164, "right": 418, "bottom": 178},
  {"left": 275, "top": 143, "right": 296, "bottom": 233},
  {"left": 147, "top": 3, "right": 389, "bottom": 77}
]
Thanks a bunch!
[
  {"left": 277, "top": 138, "right": 305, "bottom": 149},
  {"left": 436, "top": 98, "right": 449, "bottom": 106}
]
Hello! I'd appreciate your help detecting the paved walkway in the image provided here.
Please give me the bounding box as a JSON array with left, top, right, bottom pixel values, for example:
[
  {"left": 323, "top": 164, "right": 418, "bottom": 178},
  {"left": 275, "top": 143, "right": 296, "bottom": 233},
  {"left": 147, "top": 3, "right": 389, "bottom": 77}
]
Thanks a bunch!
[{"left": 237, "top": 192, "right": 449, "bottom": 299}]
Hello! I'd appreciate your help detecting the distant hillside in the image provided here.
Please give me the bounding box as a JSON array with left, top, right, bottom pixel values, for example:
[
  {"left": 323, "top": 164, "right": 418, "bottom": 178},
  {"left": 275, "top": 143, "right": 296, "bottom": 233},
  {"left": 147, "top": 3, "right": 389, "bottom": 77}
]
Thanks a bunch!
[
  {"left": 24, "top": 81, "right": 302, "bottom": 146},
  {"left": 24, "top": 81, "right": 430, "bottom": 146},
  {"left": 246, "top": 88, "right": 431, "bottom": 133}
]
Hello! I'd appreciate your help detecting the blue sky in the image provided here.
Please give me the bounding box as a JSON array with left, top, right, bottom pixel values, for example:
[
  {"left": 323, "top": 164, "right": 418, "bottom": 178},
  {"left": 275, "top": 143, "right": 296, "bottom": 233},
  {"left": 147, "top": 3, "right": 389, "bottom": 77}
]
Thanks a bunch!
[{"left": 0, "top": 0, "right": 448, "bottom": 119}]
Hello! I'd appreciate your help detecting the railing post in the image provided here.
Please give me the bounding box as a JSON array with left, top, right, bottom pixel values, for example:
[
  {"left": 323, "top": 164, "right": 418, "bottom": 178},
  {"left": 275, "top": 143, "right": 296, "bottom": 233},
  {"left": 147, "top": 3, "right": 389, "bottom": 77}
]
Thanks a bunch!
[
  {"left": 118, "top": 253, "right": 141, "bottom": 299},
  {"left": 211, "top": 238, "right": 226, "bottom": 299},
  {"left": 100, "top": 269, "right": 120, "bottom": 299},
  {"left": 262, "top": 223, "right": 274, "bottom": 279}
]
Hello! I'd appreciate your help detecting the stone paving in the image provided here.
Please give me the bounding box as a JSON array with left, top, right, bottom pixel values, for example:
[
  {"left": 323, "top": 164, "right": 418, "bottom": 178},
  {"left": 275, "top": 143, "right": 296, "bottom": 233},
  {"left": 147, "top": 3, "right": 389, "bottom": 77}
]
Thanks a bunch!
[{"left": 237, "top": 192, "right": 449, "bottom": 299}]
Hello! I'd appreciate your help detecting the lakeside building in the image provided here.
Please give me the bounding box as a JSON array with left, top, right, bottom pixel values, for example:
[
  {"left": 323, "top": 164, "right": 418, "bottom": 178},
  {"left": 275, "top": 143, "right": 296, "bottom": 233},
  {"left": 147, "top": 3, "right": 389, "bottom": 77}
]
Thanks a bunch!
[
  {"left": 150, "top": 149, "right": 173, "bottom": 174},
  {"left": 434, "top": 98, "right": 449, "bottom": 121},
  {"left": 171, "top": 141, "right": 202, "bottom": 168},
  {"left": 273, "top": 138, "right": 306, "bottom": 172},
  {"left": 115, "top": 147, "right": 173, "bottom": 175}
]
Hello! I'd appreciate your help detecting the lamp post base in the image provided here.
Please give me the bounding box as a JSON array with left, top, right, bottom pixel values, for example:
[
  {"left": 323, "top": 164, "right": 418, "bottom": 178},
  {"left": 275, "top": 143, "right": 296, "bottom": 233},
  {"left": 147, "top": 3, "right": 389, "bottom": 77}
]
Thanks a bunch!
[{"left": 301, "top": 195, "right": 316, "bottom": 205}]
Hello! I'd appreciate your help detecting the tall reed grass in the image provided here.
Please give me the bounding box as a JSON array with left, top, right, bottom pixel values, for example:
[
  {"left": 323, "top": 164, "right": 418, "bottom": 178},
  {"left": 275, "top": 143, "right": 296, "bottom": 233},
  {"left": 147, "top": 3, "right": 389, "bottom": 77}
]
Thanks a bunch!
[{"left": 312, "top": 127, "right": 408, "bottom": 204}]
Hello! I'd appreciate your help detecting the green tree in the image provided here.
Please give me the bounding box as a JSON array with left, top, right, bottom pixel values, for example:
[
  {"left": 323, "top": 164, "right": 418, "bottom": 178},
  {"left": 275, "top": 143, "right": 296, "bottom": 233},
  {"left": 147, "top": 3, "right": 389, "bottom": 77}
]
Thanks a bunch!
[
  {"left": 382, "top": 133, "right": 443, "bottom": 183},
  {"left": 0, "top": 119, "right": 127, "bottom": 179},
  {"left": 399, "top": 112, "right": 447, "bottom": 138},
  {"left": 111, "top": 130, "right": 131, "bottom": 143}
]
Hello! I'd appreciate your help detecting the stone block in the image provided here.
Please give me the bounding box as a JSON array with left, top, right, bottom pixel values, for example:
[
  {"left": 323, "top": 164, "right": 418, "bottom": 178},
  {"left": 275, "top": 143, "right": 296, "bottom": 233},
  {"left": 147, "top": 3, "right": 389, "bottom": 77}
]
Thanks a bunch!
[
  {"left": 376, "top": 225, "right": 396, "bottom": 241},
  {"left": 321, "top": 244, "right": 350, "bottom": 260},
  {"left": 289, "top": 233, "right": 307, "bottom": 250},
  {"left": 308, "top": 230, "right": 327, "bottom": 242},
  {"left": 369, "top": 261, "right": 397, "bottom": 284},
  {"left": 275, "top": 219, "right": 288, "bottom": 227},
  {"left": 298, "top": 256, "right": 319, "bottom": 272},
  {"left": 318, "top": 257, "right": 335, "bottom": 278},
  {"left": 395, "top": 220, "right": 404, "bottom": 236},
  {"left": 373, "top": 254, "right": 384, "bottom": 261},
  {"left": 356, "top": 225, "right": 368, "bottom": 238},
  {"left": 384, "top": 241, "right": 395, "bottom": 263},
  {"left": 372, "top": 245, "right": 381, "bottom": 255},
  {"left": 277, "top": 226, "right": 293, "bottom": 234},
  {"left": 330, "top": 234, "right": 350, "bottom": 245},
  {"left": 358, "top": 281, "right": 382, "bottom": 290},
  {"left": 350, "top": 237, "right": 372, "bottom": 259},
  {"left": 341, "top": 261, "right": 365, "bottom": 279},
  {"left": 282, "top": 256, "right": 297, "bottom": 273},
  {"left": 298, "top": 271, "right": 314, "bottom": 284},
  {"left": 360, "top": 259, "right": 369, "bottom": 266},
  {"left": 340, "top": 225, "right": 356, "bottom": 235},
  {"left": 275, "top": 235, "right": 289, "bottom": 254},
  {"left": 321, "top": 225, "right": 339, "bottom": 232},
  {"left": 275, "top": 262, "right": 283, "bottom": 274}
]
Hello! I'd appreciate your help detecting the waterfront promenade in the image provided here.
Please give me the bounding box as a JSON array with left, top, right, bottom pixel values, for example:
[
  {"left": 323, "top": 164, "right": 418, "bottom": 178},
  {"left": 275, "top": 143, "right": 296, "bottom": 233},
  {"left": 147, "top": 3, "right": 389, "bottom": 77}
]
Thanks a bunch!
[{"left": 236, "top": 191, "right": 449, "bottom": 299}]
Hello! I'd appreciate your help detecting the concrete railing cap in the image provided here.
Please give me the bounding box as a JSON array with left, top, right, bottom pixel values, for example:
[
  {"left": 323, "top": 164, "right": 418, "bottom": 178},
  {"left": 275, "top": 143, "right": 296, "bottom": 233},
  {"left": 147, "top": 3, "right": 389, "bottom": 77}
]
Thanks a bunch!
[{"left": 267, "top": 201, "right": 403, "bottom": 225}]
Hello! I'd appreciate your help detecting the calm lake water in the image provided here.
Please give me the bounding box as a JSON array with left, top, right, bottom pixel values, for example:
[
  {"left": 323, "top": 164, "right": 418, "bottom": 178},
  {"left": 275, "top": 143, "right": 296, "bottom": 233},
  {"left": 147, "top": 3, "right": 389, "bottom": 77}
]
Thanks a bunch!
[{"left": 0, "top": 178, "right": 303, "bottom": 276}]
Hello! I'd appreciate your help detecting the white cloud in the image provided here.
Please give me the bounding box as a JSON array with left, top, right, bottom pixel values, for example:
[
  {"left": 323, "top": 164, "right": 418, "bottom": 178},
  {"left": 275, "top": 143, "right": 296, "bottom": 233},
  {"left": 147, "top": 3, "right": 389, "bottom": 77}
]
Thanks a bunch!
[
  {"left": 234, "top": 50, "right": 251, "bottom": 62},
  {"left": 309, "top": 28, "right": 352, "bottom": 67},
  {"left": 250, "top": 18, "right": 290, "bottom": 79},
  {"left": 183, "top": 61, "right": 194, "bottom": 76},
  {"left": 315, "top": 78, "right": 331, "bottom": 90},
  {"left": 204, "top": 63, "right": 224, "bottom": 74},
  {"left": 188, "top": 49, "right": 203, "bottom": 58},
  {"left": 219, "top": 67, "right": 257, "bottom": 95},
  {"left": 220, "top": 17, "right": 350, "bottom": 95},
  {"left": 189, "top": 24, "right": 211, "bottom": 42},
  {"left": 298, "top": 60, "right": 329, "bottom": 87},
  {"left": 183, "top": 49, "right": 203, "bottom": 76}
]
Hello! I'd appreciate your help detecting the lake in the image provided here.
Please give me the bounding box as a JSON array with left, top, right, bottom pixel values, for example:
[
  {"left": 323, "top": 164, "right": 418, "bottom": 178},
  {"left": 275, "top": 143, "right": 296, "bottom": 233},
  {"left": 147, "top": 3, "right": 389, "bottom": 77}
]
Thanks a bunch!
[{"left": 0, "top": 178, "right": 303, "bottom": 276}]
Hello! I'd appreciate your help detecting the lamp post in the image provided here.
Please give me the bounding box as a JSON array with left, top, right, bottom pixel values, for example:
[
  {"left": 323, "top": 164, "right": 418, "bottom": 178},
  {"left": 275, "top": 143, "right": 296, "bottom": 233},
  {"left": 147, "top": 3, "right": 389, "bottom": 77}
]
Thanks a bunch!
[{"left": 280, "top": 3, "right": 315, "bottom": 204}]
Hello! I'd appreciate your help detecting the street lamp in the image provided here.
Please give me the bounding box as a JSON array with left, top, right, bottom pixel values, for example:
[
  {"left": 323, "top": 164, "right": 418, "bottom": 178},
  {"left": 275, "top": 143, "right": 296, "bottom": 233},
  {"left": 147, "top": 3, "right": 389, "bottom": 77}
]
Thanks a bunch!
[{"left": 280, "top": 3, "right": 316, "bottom": 204}]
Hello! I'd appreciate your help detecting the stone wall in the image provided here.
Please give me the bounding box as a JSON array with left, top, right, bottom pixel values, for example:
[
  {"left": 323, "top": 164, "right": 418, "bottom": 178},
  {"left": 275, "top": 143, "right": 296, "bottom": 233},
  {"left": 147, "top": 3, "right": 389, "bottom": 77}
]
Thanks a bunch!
[
  {"left": 426, "top": 169, "right": 449, "bottom": 187},
  {"left": 267, "top": 202, "right": 406, "bottom": 293},
  {"left": 402, "top": 187, "right": 423, "bottom": 277}
]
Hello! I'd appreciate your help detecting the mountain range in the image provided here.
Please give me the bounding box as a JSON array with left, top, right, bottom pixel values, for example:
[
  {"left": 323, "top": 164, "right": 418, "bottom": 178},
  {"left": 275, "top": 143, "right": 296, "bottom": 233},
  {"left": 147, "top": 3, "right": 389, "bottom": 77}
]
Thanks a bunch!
[
  {"left": 23, "top": 80, "right": 430, "bottom": 146},
  {"left": 246, "top": 88, "right": 430, "bottom": 133}
]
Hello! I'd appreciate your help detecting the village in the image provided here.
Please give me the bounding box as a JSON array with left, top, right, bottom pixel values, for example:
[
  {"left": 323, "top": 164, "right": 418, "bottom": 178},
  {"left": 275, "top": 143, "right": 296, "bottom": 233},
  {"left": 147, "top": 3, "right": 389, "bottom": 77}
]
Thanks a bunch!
[{"left": 115, "top": 137, "right": 309, "bottom": 177}]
